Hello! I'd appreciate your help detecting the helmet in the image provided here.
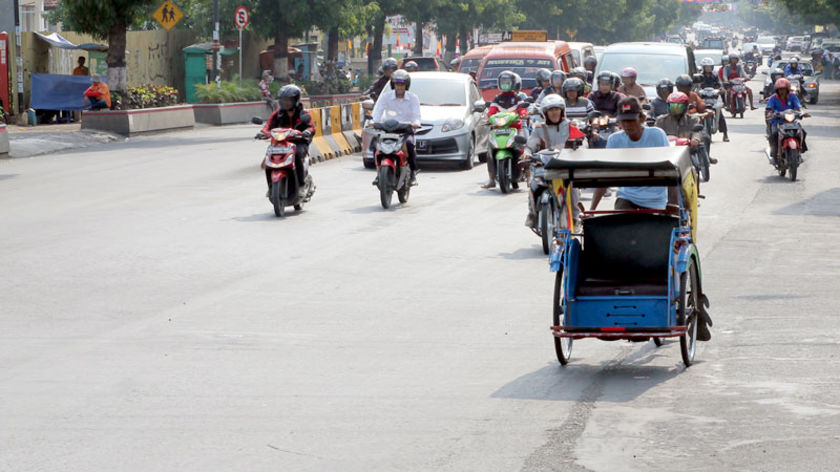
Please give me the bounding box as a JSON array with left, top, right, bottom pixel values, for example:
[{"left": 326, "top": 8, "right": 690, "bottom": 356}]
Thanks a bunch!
[
  {"left": 562, "top": 77, "right": 585, "bottom": 96},
  {"left": 540, "top": 94, "right": 566, "bottom": 122},
  {"left": 770, "top": 67, "right": 785, "bottom": 81},
  {"left": 585, "top": 70, "right": 594, "bottom": 84},
  {"left": 382, "top": 57, "right": 399, "bottom": 73},
  {"left": 596, "top": 70, "right": 613, "bottom": 85},
  {"left": 610, "top": 72, "right": 622, "bottom": 91},
  {"left": 404, "top": 61, "right": 419, "bottom": 72},
  {"left": 667, "top": 91, "right": 690, "bottom": 105},
  {"left": 621, "top": 67, "right": 637, "bottom": 79},
  {"left": 389, "top": 69, "right": 411, "bottom": 90},
  {"left": 675, "top": 74, "right": 693, "bottom": 93},
  {"left": 497, "top": 70, "right": 516, "bottom": 92},
  {"left": 549, "top": 70, "right": 567, "bottom": 89},
  {"left": 535, "top": 68, "right": 552, "bottom": 86},
  {"left": 656, "top": 78, "right": 674, "bottom": 99},
  {"left": 791, "top": 56, "right": 800, "bottom": 64},
  {"left": 721, "top": 55, "right": 730, "bottom": 64},
  {"left": 729, "top": 51, "right": 740, "bottom": 61},
  {"left": 583, "top": 56, "right": 598, "bottom": 69},
  {"left": 511, "top": 72, "right": 523, "bottom": 92},
  {"left": 700, "top": 57, "right": 715, "bottom": 67},
  {"left": 774, "top": 78, "right": 792, "bottom": 91},
  {"left": 277, "top": 84, "right": 302, "bottom": 111},
  {"left": 568, "top": 67, "right": 586, "bottom": 81}
]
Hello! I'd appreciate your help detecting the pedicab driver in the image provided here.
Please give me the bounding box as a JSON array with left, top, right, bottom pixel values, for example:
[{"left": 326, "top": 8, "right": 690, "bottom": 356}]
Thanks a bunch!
[{"left": 589, "top": 97, "right": 674, "bottom": 211}]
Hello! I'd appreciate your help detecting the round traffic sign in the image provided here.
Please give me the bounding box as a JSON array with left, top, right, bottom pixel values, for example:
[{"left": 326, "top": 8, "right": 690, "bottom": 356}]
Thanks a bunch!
[{"left": 234, "top": 6, "right": 249, "bottom": 30}]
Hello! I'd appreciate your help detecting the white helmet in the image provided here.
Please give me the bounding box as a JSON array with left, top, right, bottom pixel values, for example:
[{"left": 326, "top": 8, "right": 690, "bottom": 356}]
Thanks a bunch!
[
  {"left": 700, "top": 57, "right": 715, "bottom": 67},
  {"left": 540, "top": 94, "right": 566, "bottom": 120}
]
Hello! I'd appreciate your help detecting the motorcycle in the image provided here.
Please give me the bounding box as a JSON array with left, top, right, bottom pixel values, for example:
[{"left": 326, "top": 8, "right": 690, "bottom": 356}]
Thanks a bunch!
[
  {"left": 745, "top": 60, "right": 757, "bottom": 78},
  {"left": 371, "top": 118, "right": 414, "bottom": 209},
  {"left": 253, "top": 117, "right": 316, "bottom": 218},
  {"left": 765, "top": 110, "right": 808, "bottom": 182},
  {"left": 668, "top": 123, "right": 710, "bottom": 184},
  {"left": 728, "top": 77, "right": 747, "bottom": 118},
  {"left": 488, "top": 104, "right": 529, "bottom": 194},
  {"left": 786, "top": 74, "right": 809, "bottom": 103},
  {"left": 699, "top": 88, "right": 721, "bottom": 139},
  {"left": 589, "top": 112, "right": 619, "bottom": 148}
]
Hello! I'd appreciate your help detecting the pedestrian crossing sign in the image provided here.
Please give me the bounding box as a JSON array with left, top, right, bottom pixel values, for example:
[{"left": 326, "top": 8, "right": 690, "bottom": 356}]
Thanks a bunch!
[{"left": 153, "top": 0, "right": 184, "bottom": 32}]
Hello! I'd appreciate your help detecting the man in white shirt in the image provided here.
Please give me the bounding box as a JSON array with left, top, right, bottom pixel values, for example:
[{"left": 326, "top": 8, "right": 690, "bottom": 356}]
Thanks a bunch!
[{"left": 371, "top": 69, "right": 421, "bottom": 185}]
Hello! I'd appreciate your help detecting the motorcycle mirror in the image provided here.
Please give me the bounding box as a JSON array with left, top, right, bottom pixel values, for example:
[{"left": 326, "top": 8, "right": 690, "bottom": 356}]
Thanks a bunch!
[
  {"left": 692, "top": 73, "right": 703, "bottom": 84},
  {"left": 692, "top": 124, "right": 704, "bottom": 132},
  {"left": 587, "top": 110, "right": 602, "bottom": 119},
  {"left": 473, "top": 100, "right": 486, "bottom": 113},
  {"left": 251, "top": 116, "right": 265, "bottom": 125},
  {"left": 641, "top": 103, "right": 652, "bottom": 111},
  {"left": 513, "top": 135, "right": 528, "bottom": 145},
  {"left": 525, "top": 96, "right": 536, "bottom": 104},
  {"left": 450, "top": 57, "right": 461, "bottom": 67}
]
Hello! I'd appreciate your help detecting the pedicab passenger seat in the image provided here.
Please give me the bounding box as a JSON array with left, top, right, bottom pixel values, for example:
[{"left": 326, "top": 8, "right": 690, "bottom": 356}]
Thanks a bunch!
[{"left": 576, "top": 212, "right": 678, "bottom": 297}]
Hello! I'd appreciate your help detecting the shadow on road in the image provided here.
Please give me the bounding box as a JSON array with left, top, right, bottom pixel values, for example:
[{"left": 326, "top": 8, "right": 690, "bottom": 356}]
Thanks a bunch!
[
  {"left": 232, "top": 211, "right": 305, "bottom": 222},
  {"left": 497, "top": 246, "right": 546, "bottom": 260},
  {"left": 773, "top": 187, "right": 840, "bottom": 216}
]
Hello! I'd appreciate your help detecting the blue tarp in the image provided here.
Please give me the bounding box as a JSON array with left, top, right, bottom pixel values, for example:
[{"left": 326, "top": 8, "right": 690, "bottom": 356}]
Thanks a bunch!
[{"left": 30, "top": 73, "right": 107, "bottom": 111}]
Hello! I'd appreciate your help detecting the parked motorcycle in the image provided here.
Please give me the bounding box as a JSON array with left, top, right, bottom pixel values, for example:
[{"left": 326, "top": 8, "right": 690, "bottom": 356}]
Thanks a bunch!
[
  {"left": 371, "top": 119, "right": 414, "bottom": 208},
  {"left": 489, "top": 105, "right": 529, "bottom": 194},
  {"left": 253, "top": 117, "right": 316, "bottom": 218},
  {"left": 766, "top": 111, "right": 808, "bottom": 182},
  {"left": 728, "top": 77, "right": 747, "bottom": 118}
]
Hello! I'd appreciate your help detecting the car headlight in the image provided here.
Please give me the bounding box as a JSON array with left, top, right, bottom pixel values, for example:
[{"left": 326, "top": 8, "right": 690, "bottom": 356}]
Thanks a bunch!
[
  {"left": 441, "top": 118, "right": 465, "bottom": 133},
  {"left": 807, "top": 83, "right": 816, "bottom": 88}
]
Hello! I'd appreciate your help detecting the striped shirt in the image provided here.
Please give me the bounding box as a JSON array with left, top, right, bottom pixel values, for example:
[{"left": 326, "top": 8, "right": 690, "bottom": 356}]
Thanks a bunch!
[{"left": 565, "top": 97, "right": 594, "bottom": 120}]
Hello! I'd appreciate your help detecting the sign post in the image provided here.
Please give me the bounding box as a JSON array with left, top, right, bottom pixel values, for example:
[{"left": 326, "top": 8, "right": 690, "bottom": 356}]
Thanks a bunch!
[{"left": 234, "top": 6, "right": 249, "bottom": 86}]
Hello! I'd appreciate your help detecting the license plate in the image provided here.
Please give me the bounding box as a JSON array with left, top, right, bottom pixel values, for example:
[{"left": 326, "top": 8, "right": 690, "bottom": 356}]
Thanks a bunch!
[
  {"left": 416, "top": 140, "right": 428, "bottom": 150},
  {"left": 267, "top": 146, "right": 293, "bottom": 154}
]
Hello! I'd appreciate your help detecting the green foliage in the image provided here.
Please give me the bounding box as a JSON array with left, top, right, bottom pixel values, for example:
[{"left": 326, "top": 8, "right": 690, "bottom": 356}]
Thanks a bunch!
[
  {"left": 112, "top": 84, "right": 179, "bottom": 110},
  {"left": 194, "top": 80, "right": 262, "bottom": 103},
  {"left": 48, "top": 0, "right": 155, "bottom": 40},
  {"left": 300, "top": 79, "right": 352, "bottom": 95}
]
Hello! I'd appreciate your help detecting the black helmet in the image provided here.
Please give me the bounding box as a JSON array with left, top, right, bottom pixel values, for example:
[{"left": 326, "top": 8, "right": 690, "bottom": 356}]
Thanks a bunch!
[
  {"left": 570, "top": 66, "right": 587, "bottom": 80},
  {"left": 382, "top": 57, "right": 399, "bottom": 73},
  {"left": 389, "top": 69, "right": 411, "bottom": 90},
  {"left": 404, "top": 61, "right": 419, "bottom": 72},
  {"left": 610, "top": 72, "right": 622, "bottom": 91},
  {"left": 596, "top": 70, "right": 613, "bottom": 85},
  {"left": 675, "top": 74, "right": 693, "bottom": 93},
  {"left": 549, "top": 70, "right": 566, "bottom": 89},
  {"left": 511, "top": 72, "right": 523, "bottom": 92},
  {"left": 769, "top": 67, "right": 785, "bottom": 82},
  {"left": 562, "top": 77, "right": 585, "bottom": 96},
  {"left": 277, "top": 84, "right": 302, "bottom": 111},
  {"left": 585, "top": 70, "right": 594, "bottom": 84},
  {"left": 535, "top": 68, "right": 551, "bottom": 86},
  {"left": 584, "top": 56, "right": 598, "bottom": 70},
  {"left": 656, "top": 78, "right": 674, "bottom": 99}
]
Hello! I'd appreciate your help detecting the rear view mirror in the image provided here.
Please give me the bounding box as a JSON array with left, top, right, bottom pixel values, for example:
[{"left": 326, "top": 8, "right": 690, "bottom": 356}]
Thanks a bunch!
[
  {"left": 525, "top": 96, "right": 535, "bottom": 104},
  {"left": 473, "top": 100, "right": 486, "bottom": 113},
  {"left": 692, "top": 124, "right": 704, "bottom": 132},
  {"left": 450, "top": 58, "right": 461, "bottom": 67},
  {"left": 251, "top": 116, "right": 265, "bottom": 125},
  {"left": 692, "top": 73, "right": 703, "bottom": 84},
  {"left": 514, "top": 135, "right": 528, "bottom": 145}
]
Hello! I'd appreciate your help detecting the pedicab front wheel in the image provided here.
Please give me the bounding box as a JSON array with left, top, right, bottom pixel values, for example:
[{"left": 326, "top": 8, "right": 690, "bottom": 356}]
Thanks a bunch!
[
  {"left": 679, "top": 261, "right": 699, "bottom": 367},
  {"left": 553, "top": 270, "right": 573, "bottom": 365}
]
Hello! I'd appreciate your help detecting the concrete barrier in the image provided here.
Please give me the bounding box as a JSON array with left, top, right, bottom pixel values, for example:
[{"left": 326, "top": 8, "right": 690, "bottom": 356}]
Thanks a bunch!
[
  {"left": 308, "top": 108, "right": 335, "bottom": 161},
  {"left": 0, "top": 124, "right": 9, "bottom": 157},
  {"left": 193, "top": 101, "right": 273, "bottom": 125},
  {"left": 319, "top": 107, "right": 344, "bottom": 158},
  {"left": 340, "top": 104, "right": 361, "bottom": 152},
  {"left": 330, "top": 105, "right": 353, "bottom": 155},
  {"left": 82, "top": 105, "right": 195, "bottom": 136}
]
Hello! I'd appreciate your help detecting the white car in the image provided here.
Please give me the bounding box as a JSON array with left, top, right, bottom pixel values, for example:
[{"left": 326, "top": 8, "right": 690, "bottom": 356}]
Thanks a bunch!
[
  {"left": 756, "top": 36, "right": 777, "bottom": 55},
  {"left": 786, "top": 36, "right": 805, "bottom": 51}
]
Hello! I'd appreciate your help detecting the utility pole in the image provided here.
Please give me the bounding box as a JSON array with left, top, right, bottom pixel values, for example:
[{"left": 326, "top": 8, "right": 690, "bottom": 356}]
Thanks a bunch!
[
  {"left": 212, "top": 0, "right": 220, "bottom": 86},
  {"left": 13, "top": 0, "right": 23, "bottom": 113}
]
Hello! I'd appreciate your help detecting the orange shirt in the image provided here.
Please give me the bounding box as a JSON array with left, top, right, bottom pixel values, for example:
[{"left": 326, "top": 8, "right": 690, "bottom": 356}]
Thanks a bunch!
[
  {"left": 73, "top": 65, "right": 89, "bottom": 76},
  {"left": 84, "top": 82, "right": 111, "bottom": 107}
]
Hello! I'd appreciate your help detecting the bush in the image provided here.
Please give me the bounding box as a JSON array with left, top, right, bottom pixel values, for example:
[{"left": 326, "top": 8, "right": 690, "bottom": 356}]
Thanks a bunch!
[
  {"left": 112, "top": 84, "right": 179, "bottom": 110},
  {"left": 194, "top": 80, "right": 262, "bottom": 104}
]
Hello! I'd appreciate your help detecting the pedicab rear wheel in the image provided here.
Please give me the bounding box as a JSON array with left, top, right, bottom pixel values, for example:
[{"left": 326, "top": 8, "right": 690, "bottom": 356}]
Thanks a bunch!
[
  {"left": 679, "top": 262, "right": 699, "bottom": 367},
  {"left": 553, "top": 270, "right": 573, "bottom": 365}
]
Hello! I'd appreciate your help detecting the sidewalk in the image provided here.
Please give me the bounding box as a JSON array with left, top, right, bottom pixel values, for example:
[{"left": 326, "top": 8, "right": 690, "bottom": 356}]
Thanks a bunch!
[{"left": 3, "top": 123, "right": 121, "bottom": 158}]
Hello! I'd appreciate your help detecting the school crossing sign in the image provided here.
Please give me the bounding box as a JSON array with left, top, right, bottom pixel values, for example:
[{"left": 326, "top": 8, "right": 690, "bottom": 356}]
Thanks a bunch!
[{"left": 153, "top": 0, "right": 184, "bottom": 32}]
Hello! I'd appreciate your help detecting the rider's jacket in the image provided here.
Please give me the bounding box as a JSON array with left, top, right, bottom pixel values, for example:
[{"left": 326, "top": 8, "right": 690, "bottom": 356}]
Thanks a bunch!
[
  {"left": 654, "top": 113, "right": 703, "bottom": 143},
  {"left": 588, "top": 90, "right": 625, "bottom": 117},
  {"left": 488, "top": 91, "right": 527, "bottom": 129},
  {"left": 766, "top": 92, "right": 802, "bottom": 126},
  {"left": 784, "top": 64, "right": 803, "bottom": 76},
  {"left": 564, "top": 97, "right": 595, "bottom": 120},
  {"left": 526, "top": 119, "right": 570, "bottom": 154},
  {"left": 536, "top": 86, "right": 561, "bottom": 105},
  {"left": 365, "top": 75, "right": 390, "bottom": 101},
  {"left": 262, "top": 103, "right": 315, "bottom": 143},
  {"left": 722, "top": 63, "right": 747, "bottom": 83},
  {"left": 651, "top": 97, "right": 668, "bottom": 117},
  {"left": 617, "top": 83, "right": 648, "bottom": 103},
  {"left": 371, "top": 89, "right": 421, "bottom": 127},
  {"left": 700, "top": 72, "right": 721, "bottom": 89},
  {"left": 530, "top": 87, "right": 544, "bottom": 101}
]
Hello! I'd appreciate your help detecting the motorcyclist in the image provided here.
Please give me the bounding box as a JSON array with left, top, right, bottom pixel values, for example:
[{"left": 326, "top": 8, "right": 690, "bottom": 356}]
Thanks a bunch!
[
  {"left": 722, "top": 52, "right": 757, "bottom": 110},
  {"left": 617, "top": 67, "right": 648, "bottom": 104},
  {"left": 588, "top": 71, "right": 626, "bottom": 148},
  {"left": 698, "top": 58, "right": 729, "bottom": 142},
  {"left": 718, "top": 55, "right": 729, "bottom": 83},
  {"left": 535, "top": 70, "right": 566, "bottom": 105},
  {"left": 371, "top": 69, "right": 421, "bottom": 187},
  {"left": 403, "top": 61, "right": 419, "bottom": 72},
  {"left": 259, "top": 85, "right": 315, "bottom": 197},
  {"left": 583, "top": 56, "right": 597, "bottom": 74},
  {"left": 675, "top": 74, "right": 708, "bottom": 115},
  {"left": 482, "top": 71, "right": 528, "bottom": 189},
  {"left": 651, "top": 78, "right": 674, "bottom": 117},
  {"left": 762, "top": 68, "right": 786, "bottom": 101},
  {"left": 364, "top": 57, "right": 399, "bottom": 101},
  {"left": 561, "top": 78, "right": 594, "bottom": 120},
  {"left": 654, "top": 91, "right": 717, "bottom": 163},
  {"left": 530, "top": 68, "right": 552, "bottom": 101},
  {"left": 765, "top": 78, "right": 809, "bottom": 163},
  {"left": 744, "top": 45, "right": 760, "bottom": 63},
  {"left": 523, "top": 94, "right": 571, "bottom": 229},
  {"left": 784, "top": 57, "right": 804, "bottom": 76},
  {"left": 569, "top": 67, "right": 592, "bottom": 95}
]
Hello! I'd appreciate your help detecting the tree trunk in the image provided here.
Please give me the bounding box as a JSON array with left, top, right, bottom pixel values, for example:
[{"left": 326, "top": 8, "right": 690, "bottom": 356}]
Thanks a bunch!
[
  {"left": 273, "top": 29, "right": 289, "bottom": 80},
  {"left": 106, "top": 21, "right": 128, "bottom": 95},
  {"left": 444, "top": 29, "right": 457, "bottom": 64},
  {"left": 327, "top": 26, "right": 339, "bottom": 61},
  {"left": 369, "top": 15, "right": 385, "bottom": 76},
  {"left": 459, "top": 26, "right": 469, "bottom": 55},
  {"left": 414, "top": 20, "right": 424, "bottom": 55}
]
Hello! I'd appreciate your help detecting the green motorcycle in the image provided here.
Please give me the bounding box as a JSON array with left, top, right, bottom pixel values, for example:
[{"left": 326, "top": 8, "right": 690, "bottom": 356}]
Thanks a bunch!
[{"left": 489, "top": 111, "right": 527, "bottom": 194}]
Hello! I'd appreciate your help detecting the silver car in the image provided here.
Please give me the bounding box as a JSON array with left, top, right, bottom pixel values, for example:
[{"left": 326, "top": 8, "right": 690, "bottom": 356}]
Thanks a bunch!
[{"left": 363, "top": 71, "right": 489, "bottom": 170}]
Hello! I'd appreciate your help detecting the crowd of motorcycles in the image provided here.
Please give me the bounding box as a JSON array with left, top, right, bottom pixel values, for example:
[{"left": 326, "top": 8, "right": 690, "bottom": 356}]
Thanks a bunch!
[{"left": 249, "top": 54, "right": 815, "bottom": 222}]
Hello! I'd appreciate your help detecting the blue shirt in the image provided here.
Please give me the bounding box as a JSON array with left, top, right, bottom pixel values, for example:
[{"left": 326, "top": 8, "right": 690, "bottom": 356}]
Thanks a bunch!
[
  {"left": 766, "top": 93, "right": 801, "bottom": 125},
  {"left": 606, "top": 127, "right": 670, "bottom": 209},
  {"left": 784, "top": 64, "right": 803, "bottom": 76}
]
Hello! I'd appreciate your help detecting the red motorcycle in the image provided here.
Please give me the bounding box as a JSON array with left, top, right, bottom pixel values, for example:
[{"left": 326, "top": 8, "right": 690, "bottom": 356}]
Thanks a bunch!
[
  {"left": 371, "top": 119, "right": 414, "bottom": 209},
  {"left": 728, "top": 77, "right": 747, "bottom": 118},
  {"left": 767, "top": 110, "right": 808, "bottom": 182},
  {"left": 254, "top": 117, "right": 315, "bottom": 217}
]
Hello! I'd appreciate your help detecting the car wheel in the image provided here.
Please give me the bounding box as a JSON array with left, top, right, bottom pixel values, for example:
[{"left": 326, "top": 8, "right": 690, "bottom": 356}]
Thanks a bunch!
[{"left": 461, "top": 136, "right": 476, "bottom": 170}]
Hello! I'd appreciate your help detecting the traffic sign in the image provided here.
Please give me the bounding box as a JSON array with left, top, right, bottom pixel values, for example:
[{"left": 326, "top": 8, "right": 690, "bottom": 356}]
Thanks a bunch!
[
  {"left": 234, "top": 6, "right": 250, "bottom": 30},
  {"left": 153, "top": 0, "right": 183, "bottom": 32}
]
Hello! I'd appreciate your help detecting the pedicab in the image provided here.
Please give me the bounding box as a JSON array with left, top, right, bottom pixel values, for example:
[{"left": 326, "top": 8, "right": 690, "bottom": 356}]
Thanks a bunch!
[{"left": 543, "top": 146, "right": 711, "bottom": 367}]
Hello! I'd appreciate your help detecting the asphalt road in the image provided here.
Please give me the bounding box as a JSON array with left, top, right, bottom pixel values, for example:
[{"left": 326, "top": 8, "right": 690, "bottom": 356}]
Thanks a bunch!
[{"left": 2, "top": 76, "right": 839, "bottom": 471}]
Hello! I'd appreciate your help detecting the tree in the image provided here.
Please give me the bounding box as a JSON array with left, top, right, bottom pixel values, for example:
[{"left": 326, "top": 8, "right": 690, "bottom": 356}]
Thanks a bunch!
[
  {"left": 46, "top": 0, "right": 155, "bottom": 93},
  {"left": 251, "top": 0, "right": 314, "bottom": 79}
]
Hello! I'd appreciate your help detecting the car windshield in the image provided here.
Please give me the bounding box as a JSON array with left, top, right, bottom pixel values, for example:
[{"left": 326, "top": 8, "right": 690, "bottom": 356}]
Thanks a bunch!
[
  {"left": 599, "top": 52, "right": 687, "bottom": 86},
  {"left": 478, "top": 57, "right": 555, "bottom": 89},
  {"left": 411, "top": 78, "right": 466, "bottom": 106},
  {"left": 571, "top": 50, "right": 581, "bottom": 67},
  {"left": 406, "top": 58, "right": 438, "bottom": 71},
  {"left": 702, "top": 39, "right": 725, "bottom": 49},
  {"left": 459, "top": 58, "right": 483, "bottom": 74},
  {"left": 757, "top": 37, "right": 775, "bottom": 44},
  {"left": 695, "top": 51, "right": 722, "bottom": 67}
]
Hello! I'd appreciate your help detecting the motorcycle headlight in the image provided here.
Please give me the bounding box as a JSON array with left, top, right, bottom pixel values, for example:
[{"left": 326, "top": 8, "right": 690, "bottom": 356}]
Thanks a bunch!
[
  {"left": 271, "top": 130, "right": 288, "bottom": 141},
  {"left": 379, "top": 140, "right": 399, "bottom": 154},
  {"left": 493, "top": 116, "right": 508, "bottom": 127},
  {"left": 441, "top": 118, "right": 465, "bottom": 133},
  {"left": 598, "top": 117, "right": 608, "bottom": 126},
  {"left": 784, "top": 112, "right": 795, "bottom": 123}
]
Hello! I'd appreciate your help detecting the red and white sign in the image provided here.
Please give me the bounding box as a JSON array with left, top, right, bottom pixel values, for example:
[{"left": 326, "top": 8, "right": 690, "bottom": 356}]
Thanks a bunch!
[{"left": 234, "top": 6, "right": 249, "bottom": 30}]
